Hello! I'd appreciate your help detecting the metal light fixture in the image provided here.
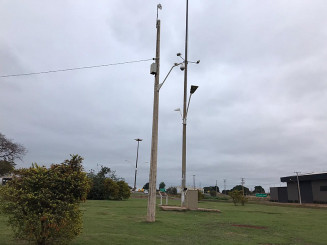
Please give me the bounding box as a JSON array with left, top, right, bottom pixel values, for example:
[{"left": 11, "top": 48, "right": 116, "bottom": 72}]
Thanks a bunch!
[{"left": 190, "top": 85, "right": 198, "bottom": 94}]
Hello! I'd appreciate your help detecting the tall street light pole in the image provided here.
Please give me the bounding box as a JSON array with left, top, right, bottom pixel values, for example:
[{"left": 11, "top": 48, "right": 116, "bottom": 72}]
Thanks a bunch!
[
  {"left": 133, "top": 138, "right": 142, "bottom": 191},
  {"left": 181, "top": 0, "right": 189, "bottom": 208},
  {"left": 147, "top": 4, "right": 161, "bottom": 223}
]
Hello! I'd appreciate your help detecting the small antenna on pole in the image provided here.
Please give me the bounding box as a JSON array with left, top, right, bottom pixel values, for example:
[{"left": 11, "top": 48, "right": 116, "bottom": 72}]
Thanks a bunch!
[{"left": 157, "top": 4, "right": 162, "bottom": 20}]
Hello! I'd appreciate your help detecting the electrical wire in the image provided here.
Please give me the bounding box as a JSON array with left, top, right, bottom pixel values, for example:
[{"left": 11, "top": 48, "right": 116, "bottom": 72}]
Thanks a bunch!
[{"left": 0, "top": 58, "right": 153, "bottom": 78}]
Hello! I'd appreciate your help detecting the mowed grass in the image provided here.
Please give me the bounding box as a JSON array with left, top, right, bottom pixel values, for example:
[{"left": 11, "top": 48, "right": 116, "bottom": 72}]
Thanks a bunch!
[{"left": 1, "top": 198, "right": 327, "bottom": 245}]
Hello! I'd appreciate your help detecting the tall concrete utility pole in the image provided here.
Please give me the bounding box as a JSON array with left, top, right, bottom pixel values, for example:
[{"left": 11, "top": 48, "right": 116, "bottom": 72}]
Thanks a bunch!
[
  {"left": 133, "top": 138, "right": 143, "bottom": 191},
  {"left": 181, "top": 0, "right": 189, "bottom": 208},
  {"left": 147, "top": 4, "right": 161, "bottom": 223},
  {"left": 241, "top": 178, "right": 245, "bottom": 196},
  {"left": 295, "top": 171, "right": 302, "bottom": 205}
]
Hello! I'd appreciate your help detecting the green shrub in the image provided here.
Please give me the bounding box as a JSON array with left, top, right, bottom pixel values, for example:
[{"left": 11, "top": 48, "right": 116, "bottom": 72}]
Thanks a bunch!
[
  {"left": 104, "top": 178, "right": 119, "bottom": 200},
  {"left": 0, "top": 155, "right": 90, "bottom": 245},
  {"left": 87, "top": 166, "right": 130, "bottom": 200},
  {"left": 117, "top": 180, "right": 131, "bottom": 200},
  {"left": 229, "top": 190, "right": 248, "bottom": 206}
]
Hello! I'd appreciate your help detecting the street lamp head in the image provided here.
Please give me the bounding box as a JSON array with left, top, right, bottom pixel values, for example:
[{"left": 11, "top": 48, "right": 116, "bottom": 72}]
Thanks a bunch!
[
  {"left": 190, "top": 85, "right": 198, "bottom": 94},
  {"left": 134, "top": 138, "right": 143, "bottom": 142},
  {"left": 174, "top": 108, "right": 181, "bottom": 112},
  {"left": 177, "top": 53, "right": 182, "bottom": 56},
  {"left": 180, "top": 63, "right": 185, "bottom": 71},
  {"left": 157, "top": 4, "right": 162, "bottom": 10},
  {"left": 196, "top": 60, "right": 200, "bottom": 64}
]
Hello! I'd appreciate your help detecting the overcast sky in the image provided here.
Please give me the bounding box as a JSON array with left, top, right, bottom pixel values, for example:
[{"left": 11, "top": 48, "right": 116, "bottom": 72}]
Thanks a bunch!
[{"left": 1, "top": 0, "right": 327, "bottom": 191}]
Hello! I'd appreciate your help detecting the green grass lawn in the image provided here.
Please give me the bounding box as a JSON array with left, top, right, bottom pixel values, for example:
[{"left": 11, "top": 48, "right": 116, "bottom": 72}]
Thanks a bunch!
[{"left": 1, "top": 198, "right": 326, "bottom": 245}]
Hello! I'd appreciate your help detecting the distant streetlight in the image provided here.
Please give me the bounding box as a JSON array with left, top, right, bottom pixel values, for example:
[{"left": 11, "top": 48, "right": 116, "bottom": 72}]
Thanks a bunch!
[{"left": 133, "top": 138, "right": 143, "bottom": 191}]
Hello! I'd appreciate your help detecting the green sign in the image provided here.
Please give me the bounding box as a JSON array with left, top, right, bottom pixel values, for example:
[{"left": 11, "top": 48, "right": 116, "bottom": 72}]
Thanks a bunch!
[
  {"left": 159, "top": 188, "right": 166, "bottom": 192},
  {"left": 255, "top": 193, "right": 267, "bottom": 197}
]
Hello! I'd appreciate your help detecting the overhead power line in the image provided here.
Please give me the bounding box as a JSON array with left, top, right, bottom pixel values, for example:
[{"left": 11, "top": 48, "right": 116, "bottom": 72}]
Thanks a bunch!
[{"left": 0, "top": 58, "right": 153, "bottom": 78}]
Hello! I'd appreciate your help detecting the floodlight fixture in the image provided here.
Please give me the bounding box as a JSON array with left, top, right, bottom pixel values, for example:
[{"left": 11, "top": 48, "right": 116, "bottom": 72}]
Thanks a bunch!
[{"left": 190, "top": 85, "right": 198, "bottom": 94}]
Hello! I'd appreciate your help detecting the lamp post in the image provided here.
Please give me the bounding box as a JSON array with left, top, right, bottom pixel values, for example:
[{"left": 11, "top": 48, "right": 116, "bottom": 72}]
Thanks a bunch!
[
  {"left": 133, "top": 138, "right": 143, "bottom": 191},
  {"left": 180, "top": 84, "right": 198, "bottom": 206},
  {"left": 179, "top": 0, "right": 201, "bottom": 207}
]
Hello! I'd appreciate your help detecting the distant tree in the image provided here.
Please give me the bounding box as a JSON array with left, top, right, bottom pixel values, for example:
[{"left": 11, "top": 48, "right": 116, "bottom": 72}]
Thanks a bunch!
[
  {"left": 204, "top": 186, "right": 220, "bottom": 193},
  {"left": 253, "top": 186, "right": 265, "bottom": 194},
  {"left": 0, "top": 133, "right": 26, "bottom": 176},
  {"left": 159, "top": 182, "right": 166, "bottom": 189},
  {"left": 210, "top": 190, "right": 217, "bottom": 197},
  {"left": 0, "top": 160, "right": 15, "bottom": 177},
  {"left": 231, "top": 185, "right": 250, "bottom": 195},
  {"left": 0, "top": 155, "right": 90, "bottom": 245},
  {"left": 166, "top": 186, "right": 177, "bottom": 195},
  {"left": 87, "top": 166, "right": 129, "bottom": 200},
  {"left": 143, "top": 182, "right": 149, "bottom": 190},
  {"left": 222, "top": 190, "right": 229, "bottom": 195}
]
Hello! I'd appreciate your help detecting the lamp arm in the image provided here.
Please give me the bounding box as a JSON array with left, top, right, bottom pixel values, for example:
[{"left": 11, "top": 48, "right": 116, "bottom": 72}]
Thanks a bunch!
[
  {"left": 186, "top": 93, "right": 192, "bottom": 119},
  {"left": 157, "top": 63, "right": 181, "bottom": 91}
]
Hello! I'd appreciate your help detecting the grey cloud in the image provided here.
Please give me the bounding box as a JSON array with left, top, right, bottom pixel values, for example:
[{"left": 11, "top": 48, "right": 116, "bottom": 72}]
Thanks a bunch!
[{"left": 1, "top": 0, "right": 327, "bottom": 190}]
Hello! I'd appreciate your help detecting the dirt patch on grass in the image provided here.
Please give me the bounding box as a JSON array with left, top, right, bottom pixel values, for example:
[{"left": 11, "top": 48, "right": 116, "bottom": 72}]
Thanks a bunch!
[
  {"left": 232, "top": 224, "right": 267, "bottom": 229},
  {"left": 245, "top": 210, "right": 282, "bottom": 215}
]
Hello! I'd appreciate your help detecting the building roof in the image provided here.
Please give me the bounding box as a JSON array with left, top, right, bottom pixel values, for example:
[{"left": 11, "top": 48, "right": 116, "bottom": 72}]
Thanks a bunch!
[
  {"left": 270, "top": 186, "right": 287, "bottom": 189},
  {"left": 281, "top": 172, "right": 327, "bottom": 182}
]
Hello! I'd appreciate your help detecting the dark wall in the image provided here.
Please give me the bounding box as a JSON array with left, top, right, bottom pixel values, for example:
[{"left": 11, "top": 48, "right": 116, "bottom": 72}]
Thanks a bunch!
[
  {"left": 270, "top": 187, "right": 288, "bottom": 203},
  {"left": 278, "top": 187, "right": 288, "bottom": 203},
  {"left": 300, "top": 181, "right": 313, "bottom": 203},
  {"left": 312, "top": 180, "right": 327, "bottom": 203},
  {"left": 287, "top": 182, "right": 299, "bottom": 202},
  {"left": 270, "top": 187, "right": 278, "bottom": 201}
]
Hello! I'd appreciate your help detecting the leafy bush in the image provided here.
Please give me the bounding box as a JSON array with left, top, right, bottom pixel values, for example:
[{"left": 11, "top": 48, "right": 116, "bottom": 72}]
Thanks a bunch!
[
  {"left": 104, "top": 178, "right": 119, "bottom": 200},
  {"left": 229, "top": 190, "right": 248, "bottom": 206},
  {"left": 117, "top": 181, "right": 131, "bottom": 200},
  {"left": 0, "top": 155, "right": 90, "bottom": 245},
  {"left": 87, "top": 166, "right": 130, "bottom": 200}
]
